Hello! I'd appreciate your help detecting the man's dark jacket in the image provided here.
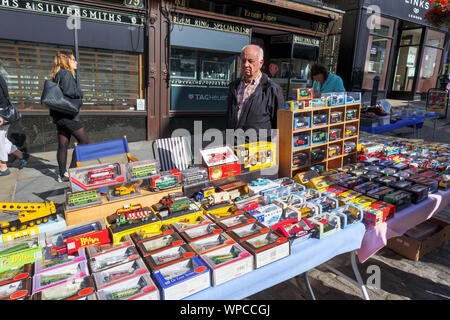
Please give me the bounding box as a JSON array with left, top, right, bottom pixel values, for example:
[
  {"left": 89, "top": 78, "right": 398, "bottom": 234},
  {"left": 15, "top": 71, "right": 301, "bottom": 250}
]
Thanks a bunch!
[{"left": 226, "top": 73, "right": 284, "bottom": 137}]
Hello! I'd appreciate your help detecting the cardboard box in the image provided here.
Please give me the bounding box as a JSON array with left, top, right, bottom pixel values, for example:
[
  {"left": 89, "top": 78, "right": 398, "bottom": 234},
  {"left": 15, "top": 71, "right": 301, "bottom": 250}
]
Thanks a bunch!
[
  {"left": 32, "top": 276, "right": 95, "bottom": 300},
  {"left": 386, "top": 217, "right": 450, "bottom": 261},
  {"left": 240, "top": 231, "right": 290, "bottom": 268},
  {"left": 144, "top": 244, "right": 195, "bottom": 271},
  {"left": 97, "top": 273, "right": 160, "bottom": 300}
]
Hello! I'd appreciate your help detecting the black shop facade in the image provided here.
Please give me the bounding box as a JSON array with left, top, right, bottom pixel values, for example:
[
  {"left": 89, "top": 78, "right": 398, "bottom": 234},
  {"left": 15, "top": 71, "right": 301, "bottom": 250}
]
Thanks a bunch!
[
  {"left": 0, "top": 0, "right": 146, "bottom": 152},
  {"left": 325, "top": 0, "right": 449, "bottom": 102}
]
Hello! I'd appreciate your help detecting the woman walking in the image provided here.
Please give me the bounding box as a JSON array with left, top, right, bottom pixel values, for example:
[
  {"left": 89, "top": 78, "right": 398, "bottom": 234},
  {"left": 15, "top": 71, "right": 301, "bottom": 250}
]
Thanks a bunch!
[
  {"left": 49, "top": 50, "right": 88, "bottom": 182},
  {"left": 0, "top": 74, "right": 28, "bottom": 176}
]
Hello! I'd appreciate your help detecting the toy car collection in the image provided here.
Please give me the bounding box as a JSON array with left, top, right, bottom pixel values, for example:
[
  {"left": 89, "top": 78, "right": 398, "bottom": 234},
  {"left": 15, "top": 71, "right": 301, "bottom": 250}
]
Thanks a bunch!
[{"left": 312, "top": 131, "right": 327, "bottom": 144}]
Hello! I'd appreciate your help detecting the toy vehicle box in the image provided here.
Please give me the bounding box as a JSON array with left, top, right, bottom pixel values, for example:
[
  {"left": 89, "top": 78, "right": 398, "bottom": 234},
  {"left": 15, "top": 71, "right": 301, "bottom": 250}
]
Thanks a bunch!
[
  {"left": 87, "top": 235, "right": 133, "bottom": 258},
  {"left": 309, "top": 212, "right": 341, "bottom": 239},
  {"left": 0, "top": 277, "right": 31, "bottom": 300},
  {"left": 234, "top": 141, "right": 276, "bottom": 172},
  {"left": 370, "top": 201, "right": 395, "bottom": 222},
  {"left": 127, "top": 159, "right": 158, "bottom": 181},
  {"left": 363, "top": 208, "right": 385, "bottom": 227},
  {"left": 32, "top": 276, "right": 95, "bottom": 300},
  {"left": 226, "top": 221, "right": 270, "bottom": 242},
  {"left": 335, "top": 190, "right": 362, "bottom": 206},
  {"left": 179, "top": 223, "right": 223, "bottom": 243},
  {"left": 93, "top": 258, "right": 149, "bottom": 289},
  {"left": 323, "top": 92, "right": 345, "bottom": 106},
  {"left": 293, "top": 170, "right": 320, "bottom": 185},
  {"left": 296, "top": 188, "right": 322, "bottom": 201},
  {"left": 33, "top": 260, "right": 89, "bottom": 293},
  {"left": 65, "top": 189, "right": 102, "bottom": 211},
  {"left": 272, "top": 193, "right": 306, "bottom": 214},
  {"left": 350, "top": 195, "right": 377, "bottom": 208},
  {"left": 439, "top": 174, "right": 450, "bottom": 190},
  {"left": 97, "top": 273, "right": 160, "bottom": 300},
  {"left": 247, "top": 203, "right": 283, "bottom": 227},
  {"left": 200, "top": 146, "right": 241, "bottom": 181},
  {"left": 375, "top": 176, "right": 399, "bottom": 186},
  {"left": 240, "top": 231, "right": 289, "bottom": 268},
  {"left": 330, "top": 111, "right": 343, "bottom": 124},
  {"left": 329, "top": 128, "right": 342, "bottom": 142},
  {"left": 144, "top": 245, "right": 195, "bottom": 272},
  {"left": 0, "top": 236, "right": 42, "bottom": 273},
  {"left": 0, "top": 263, "right": 32, "bottom": 287},
  {"left": 134, "top": 230, "right": 185, "bottom": 257},
  {"left": 323, "top": 185, "right": 348, "bottom": 197},
  {"left": 247, "top": 178, "right": 280, "bottom": 196},
  {"left": 295, "top": 88, "right": 313, "bottom": 100},
  {"left": 311, "top": 98, "right": 325, "bottom": 108},
  {"left": 293, "top": 115, "right": 311, "bottom": 130},
  {"left": 306, "top": 175, "right": 335, "bottom": 191},
  {"left": 389, "top": 180, "right": 413, "bottom": 190},
  {"left": 345, "top": 92, "right": 361, "bottom": 104},
  {"left": 217, "top": 181, "right": 249, "bottom": 201},
  {"left": 292, "top": 151, "right": 309, "bottom": 167},
  {"left": 69, "top": 163, "right": 126, "bottom": 192},
  {"left": 107, "top": 182, "right": 141, "bottom": 202},
  {"left": 408, "top": 176, "right": 439, "bottom": 194},
  {"left": 171, "top": 215, "right": 213, "bottom": 234},
  {"left": 332, "top": 204, "right": 363, "bottom": 228},
  {"left": 311, "top": 196, "right": 339, "bottom": 213},
  {"left": 311, "top": 130, "right": 327, "bottom": 144},
  {"left": 149, "top": 169, "right": 182, "bottom": 191},
  {"left": 383, "top": 190, "right": 412, "bottom": 212},
  {"left": 189, "top": 232, "right": 236, "bottom": 256},
  {"left": 153, "top": 256, "right": 210, "bottom": 300},
  {"left": 402, "top": 184, "right": 429, "bottom": 204},
  {"left": 89, "top": 245, "right": 140, "bottom": 273},
  {"left": 293, "top": 133, "right": 310, "bottom": 149},
  {"left": 312, "top": 113, "right": 328, "bottom": 127},
  {"left": 260, "top": 185, "right": 291, "bottom": 204},
  {"left": 215, "top": 212, "right": 256, "bottom": 231},
  {"left": 337, "top": 176, "right": 365, "bottom": 189},
  {"left": 285, "top": 201, "right": 321, "bottom": 220},
  {"left": 354, "top": 181, "right": 381, "bottom": 195},
  {"left": 200, "top": 243, "right": 254, "bottom": 286},
  {"left": 271, "top": 218, "right": 314, "bottom": 245},
  {"left": 180, "top": 167, "right": 209, "bottom": 187},
  {"left": 34, "top": 246, "right": 87, "bottom": 275}
]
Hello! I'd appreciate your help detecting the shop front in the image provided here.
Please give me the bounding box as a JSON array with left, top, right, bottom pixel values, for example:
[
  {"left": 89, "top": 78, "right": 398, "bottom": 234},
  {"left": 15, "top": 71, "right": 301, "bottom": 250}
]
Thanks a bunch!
[
  {"left": 325, "top": 0, "right": 449, "bottom": 102},
  {"left": 0, "top": 0, "right": 146, "bottom": 152},
  {"left": 152, "top": 0, "right": 343, "bottom": 137}
]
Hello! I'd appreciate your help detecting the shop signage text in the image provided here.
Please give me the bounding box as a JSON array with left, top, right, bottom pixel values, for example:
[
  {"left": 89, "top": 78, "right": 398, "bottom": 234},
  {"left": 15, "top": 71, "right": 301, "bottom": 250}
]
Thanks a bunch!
[
  {"left": 243, "top": 9, "right": 277, "bottom": 23},
  {"left": 365, "top": 0, "right": 433, "bottom": 26},
  {"left": 0, "top": 0, "right": 144, "bottom": 26},
  {"left": 172, "top": 16, "right": 251, "bottom": 35}
]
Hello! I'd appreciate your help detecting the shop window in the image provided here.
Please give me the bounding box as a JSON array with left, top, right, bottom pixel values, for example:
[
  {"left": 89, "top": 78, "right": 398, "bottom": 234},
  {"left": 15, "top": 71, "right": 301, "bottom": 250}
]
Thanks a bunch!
[
  {"left": 417, "top": 29, "right": 445, "bottom": 93},
  {"left": 362, "top": 16, "right": 394, "bottom": 90},
  {"left": 0, "top": 40, "right": 142, "bottom": 111},
  {"left": 169, "top": 47, "right": 239, "bottom": 112}
]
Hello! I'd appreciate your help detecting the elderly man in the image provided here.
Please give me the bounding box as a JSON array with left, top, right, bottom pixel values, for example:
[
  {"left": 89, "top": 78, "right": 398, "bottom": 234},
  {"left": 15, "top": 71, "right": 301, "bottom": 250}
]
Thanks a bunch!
[{"left": 226, "top": 44, "right": 284, "bottom": 139}]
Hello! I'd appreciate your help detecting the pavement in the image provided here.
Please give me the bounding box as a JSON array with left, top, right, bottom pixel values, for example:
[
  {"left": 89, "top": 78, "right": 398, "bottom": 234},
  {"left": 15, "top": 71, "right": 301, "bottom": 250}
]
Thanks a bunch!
[{"left": 0, "top": 100, "right": 449, "bottom": 300}]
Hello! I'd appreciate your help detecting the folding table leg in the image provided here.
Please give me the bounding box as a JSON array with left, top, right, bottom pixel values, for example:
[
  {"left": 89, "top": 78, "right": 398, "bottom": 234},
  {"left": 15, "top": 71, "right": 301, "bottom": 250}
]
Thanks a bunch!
[
  {"left": 322, "top": 251, "right": 370, "bottom": 300},
  {"left": 288, "top": 271, "right": 317, "bottom": 300}
]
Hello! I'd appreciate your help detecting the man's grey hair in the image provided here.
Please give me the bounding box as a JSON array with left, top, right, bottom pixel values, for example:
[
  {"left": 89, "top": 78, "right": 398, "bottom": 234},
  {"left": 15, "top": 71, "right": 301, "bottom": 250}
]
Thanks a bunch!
[{"left": 241, "top": 44, "right": 264, "bottom": 61}]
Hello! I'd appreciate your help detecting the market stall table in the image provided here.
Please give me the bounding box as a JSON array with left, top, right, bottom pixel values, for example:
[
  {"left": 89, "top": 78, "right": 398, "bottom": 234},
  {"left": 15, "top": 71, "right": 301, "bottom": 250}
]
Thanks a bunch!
[
  {"left": 357, "top": 189, "right": 450, "bottom": 263},
  {"left": 186, "top": 221, "right": 367, "bottom": 300},
  {"left": 359, "top": 118, "right": 419, "bottom": 136}
]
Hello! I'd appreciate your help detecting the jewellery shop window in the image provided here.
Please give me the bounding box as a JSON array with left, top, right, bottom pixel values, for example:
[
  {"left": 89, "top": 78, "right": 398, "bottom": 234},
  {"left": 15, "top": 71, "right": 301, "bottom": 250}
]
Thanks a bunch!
[
  {"left": 0, "top": 40, "right": 143, "bottom": 112},
  {"left": 169, "top": 47, "right": 240, "bottom": 112}
]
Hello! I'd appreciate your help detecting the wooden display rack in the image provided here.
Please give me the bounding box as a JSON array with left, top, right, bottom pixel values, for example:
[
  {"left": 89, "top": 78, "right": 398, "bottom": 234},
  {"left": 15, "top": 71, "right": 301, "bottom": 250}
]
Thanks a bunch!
[
  {"left": 64, "top": 187, "right": 182, "bottom": 226},
  {"left": 278, "top": 102, "right": 361, "bottom": 178}
]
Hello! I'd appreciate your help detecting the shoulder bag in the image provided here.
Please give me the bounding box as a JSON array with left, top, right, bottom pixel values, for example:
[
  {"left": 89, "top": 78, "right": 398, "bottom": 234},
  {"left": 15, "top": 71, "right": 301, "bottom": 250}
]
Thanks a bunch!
[
  {"left": 0, "top": 80, "right": 22, "bottom": 125},
  {"left": 40, "top": 78, "right": 81, "bottom": 116}
]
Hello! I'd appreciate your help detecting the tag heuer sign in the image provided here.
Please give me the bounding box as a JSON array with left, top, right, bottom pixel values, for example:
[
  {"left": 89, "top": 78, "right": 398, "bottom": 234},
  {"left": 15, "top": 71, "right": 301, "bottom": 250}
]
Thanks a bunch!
[{"left": 293, "top": 35, "right": 320, "bottom": 47}]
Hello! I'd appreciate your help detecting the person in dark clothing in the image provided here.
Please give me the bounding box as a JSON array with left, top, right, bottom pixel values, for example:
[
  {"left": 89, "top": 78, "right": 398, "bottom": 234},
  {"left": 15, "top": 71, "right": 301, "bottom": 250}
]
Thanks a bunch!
[
  {"left": 0, "top": 74, "right": 29, "bottom": 176},
  {"left": 226, "top": 44, "right": 284, "bottom": 141},
  {"left": 49, "top": 50, "right": 89, "bottom": 182}
]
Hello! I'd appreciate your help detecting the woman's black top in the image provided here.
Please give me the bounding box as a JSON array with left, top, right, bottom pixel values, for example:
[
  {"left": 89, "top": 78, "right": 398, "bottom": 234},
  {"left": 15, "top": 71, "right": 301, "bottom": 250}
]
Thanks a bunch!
[{"left": 50, "top": 69, "right": 83, "bottom": 123}]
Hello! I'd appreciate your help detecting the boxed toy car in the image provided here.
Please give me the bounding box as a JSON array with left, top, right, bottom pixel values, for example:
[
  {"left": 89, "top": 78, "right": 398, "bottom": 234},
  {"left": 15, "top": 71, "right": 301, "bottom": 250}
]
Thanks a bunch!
[
  {"left": 65, "top": 189, "right": 102, "bottom": 211},
  {"left": 234, "top": 141, "right": 276, "bottom": 172},
  {"left": 189, "top": 232, "right": 236, "bottom": 255},
  {"left": 345, "top": 92, "right": 361, "bottom": 104},
  {"left": 294, "top": 170, "right": 320, "bottom": 185},
  {"left": 217, "top": 181, "right": 249, "bottom": 201},
  {"left": 292, "top": 151, "right": 309, "bottom": 167},
  {"left": 295, "top": 87, "right": 313, "bottom": 100},
  {"left": 335, "top": 190, "right": 363, "bottom": 205},
  {"left": 259, "top": 185, "right": 290, "bottom": 204},
  {"left": 311, "top": 196, "right": 339, "bottom": 213},
  {"left": 272, "top": 193, "right": 306, "bottom": 213},
  {"left": 293, "top": 133, "right": 310, "bottom": 149},
  {"left": 330, "top": 111, "right": 343, "bottom": 124},
  {"left": 363, "top": 208, "right": 385, "bottom": 226},
  {"left": 354, "top": 181, "right": 381, "bottom": 195},
  {"left": 389, "top": 180, "right": 413, "bottom": 190},
  {"left": 337, "top": 176, "right": 365, "bottom": 189},
  {"left": 293, "top": 115, "right": 310, "bottom": 129},
  {"left": 329, "top": 128, "right": 342, "bottom": 142},
  {"left": 332, "top": 204, "right": 363, "bottom": 228},
  {"left": 306, "top": 175, "right": 335, "bottom": 191},
  {"left": 215, "top": 212, "right": 256, "bottom": 231},
  {"left": 375, "top": 175, "right": 399, "bottom": 186},
  {"left": 312, "top": 113, "right": 328, "bottom": 127},
  {"left": 107, "top": 182, "right": 141, "bottom": 201},
  {"left": 344, "top": 141, "right": 357, "bottom": 154},
  {"left": 34, "top": 246, "right": 87, "bottom": 275},
  {"left": 149, "top": 169, "right": 182, "bottom": 191},
  {"left": 97, "top": 273, "right": 160, "bottom": 300},
  {"left": 240, "top": 231, "right": 290, "bottom": 268},
  {"left": 370, "top": 201, "right": 395, "bottom": 222},
  {"left": 180, "top": 167, "right": 209, "bottom": 187},
  {"left": 200, "top": 145, "right": 241, "bottom": 181},
  {"left": 328, "top": 144, "right": 342, "bottom": 158},
  {"left": 323, "top": 92, "right": 345, "bottom": 106},
  {"left": 33, "top": 260, "right": 89, "bottom": 293},
  {"left": 439, "top": 174, "right": 450, "bottom": 190},
  {"left": 200, "top": 243, "right": 254, "bottom": 286},
  {"left": 171, "top": 215, "right": 213, "bottom": 234},
  {"left": 233, "top": 195, "right": 266, "bottom": 213},
  {"left": 32, "top": 276, "right": 94, "bottom": 300},
  {"left": 0, "top": 278, "right": 31, "bottom": 300},
  {"left": 345, "top": 108, "right": 358, "bottom": 121},
  {"left": 93, "top": 258, "right": 149, "bottom": 289},
  {"left": 297, "top": 188, "right": 322, "bottom": 201},
  {"left": 409, "top": 176, "right": 439, "bottom": 194},
  {"left": 226, "top": 221, "right": 270, "bottom": 242},
  {"left": 383, "top": 190, "right": 412, "bottom": 211},
  {"left": 69, "top": 163, "right": 126, "bottom": 192},
  {"left": 0, "top": 263, "right": 32, "bottom": 286},
  {"left": 179, "top": 223, "right": 223, "bottom": 242},
  {"left": 153, "top": 256, "right": 210, "bottom": 300},
  {"left": 127, "top": 159, "right": 158, "bottom": 181},
  {"left": 89, "top": 245, "right": 140, "bottom": 273},
  {"left": 345, "top": 125, "right": 357, "bottom": 138},
  {"left": 311, "top": 97, "right": 325, "bottom": 108},
  {"left": 0, "top": 236, "right": 42, "bottom": 273},
  {"left": 87, "top": 235, "right": 133, "bottom": 258},
  {"left": 311, "top": 130, "right": 327, "bottom": 144},
  {"left": 247, "top": 203, "right": 283, "bottom": 227},
  {"left": 350, "top": 195, "right": 377, "bottom": 208},
  {"left": 134, "top": 230, "right": 185, "bottom": 257},
  {"left": 247, "top": 178, "right": 280, "bottom": 196},
  {"left": 323, "top": 185, "right": 348, "bottom": 197},
  {"left": 403, "top": 184, "right": 429, "bottom": 204},
  {"left": 309, "top": 213, "right": 341, "bottom": 239},
  {"left": 271, "top": 218, "right": 314, "bottom": 245},
  {"left": 144, "top": 245, "right": 195, "bottom": 271}
]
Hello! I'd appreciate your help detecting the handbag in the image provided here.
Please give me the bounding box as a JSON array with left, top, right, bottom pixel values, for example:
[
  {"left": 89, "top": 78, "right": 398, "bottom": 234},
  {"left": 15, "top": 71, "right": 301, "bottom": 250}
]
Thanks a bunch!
[
  {"left": 0, "top": 81, "right": 22, "bottom": 125},
  {"left": 40, "top": 79, "right": 81, "bottom": 116}
]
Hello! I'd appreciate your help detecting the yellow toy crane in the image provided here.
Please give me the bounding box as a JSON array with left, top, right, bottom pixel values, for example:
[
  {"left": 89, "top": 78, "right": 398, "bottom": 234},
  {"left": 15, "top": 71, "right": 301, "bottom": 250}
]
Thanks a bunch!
[{"left": 0, "top": 201, "right": 57, "bottom": 233}]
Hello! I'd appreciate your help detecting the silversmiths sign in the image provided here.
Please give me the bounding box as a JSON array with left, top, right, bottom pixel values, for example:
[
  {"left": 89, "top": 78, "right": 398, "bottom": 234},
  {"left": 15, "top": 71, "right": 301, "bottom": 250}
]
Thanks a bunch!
[
  {"left": 293, "top": 35, "right": 320, "bottom": 47},
  {"left": 172, "top": 15, "right": 251, "bottom": 36},
  {"left": 0, "top": 0, "right": 144, "bottom": 26}
]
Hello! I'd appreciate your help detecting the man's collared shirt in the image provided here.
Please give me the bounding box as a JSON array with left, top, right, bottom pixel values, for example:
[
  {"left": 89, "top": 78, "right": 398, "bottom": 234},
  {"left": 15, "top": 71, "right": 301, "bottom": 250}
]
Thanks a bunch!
[{"left": 236, "top": 72, "right": 262, "bottom": 120}]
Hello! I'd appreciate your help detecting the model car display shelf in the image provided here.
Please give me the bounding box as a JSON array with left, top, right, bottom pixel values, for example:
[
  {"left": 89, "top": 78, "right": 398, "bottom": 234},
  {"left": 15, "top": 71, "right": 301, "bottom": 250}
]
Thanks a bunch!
[{"left": 278, "top": 99, "right": 361, "bottom": 178}]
